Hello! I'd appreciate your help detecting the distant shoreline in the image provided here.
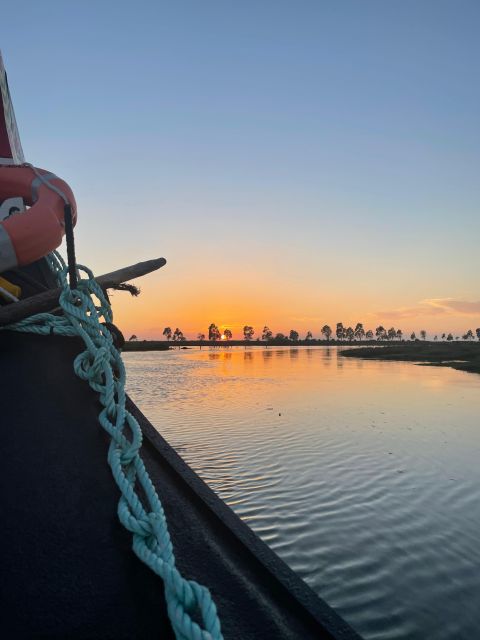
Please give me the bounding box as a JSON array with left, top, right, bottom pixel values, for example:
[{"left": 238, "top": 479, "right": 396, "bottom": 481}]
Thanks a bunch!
[
  {"left": 123, "top": 338, "right": 385, "bottom": 351},
  {"left": 122, "top": 338, "right": 478, "bottom": 357},
  {"left": 340, "top": 342, "right": 480, "bottom": 375},
  {"left": 122, "top": 340, "right": 480, "bottom": 374}
]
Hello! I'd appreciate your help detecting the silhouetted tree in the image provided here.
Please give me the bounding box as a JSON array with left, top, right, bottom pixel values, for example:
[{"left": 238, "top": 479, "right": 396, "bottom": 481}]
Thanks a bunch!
[
  {"left": 321, "top": 325, "right": 332, "bottom": 341},
  {"left": 197, "top": 333, "right": 205, "bottom": 341},
  {"left": 262, "top": 326, "right": 273, "bottom": 341},
  {"left": 354, "top": 323, "right": 365, "bottom": 341},
  {"left": 243, "top": 325, "right": 254, "bottom": 341},
  {"left": 447, "top": 333, "right": 453, "bottom": 341},
  {"left": 129, "top": 335, "right": 138, "bottom": 341},
  {"left": 410, "top": 332, "right": 416, "bottom": 341},
  {"left": 163, "top": 327, "right": 172, "bottom": 341},
  {"left": 463, "top": 329, "right": 474, "bottom": 340},
  {"left": 275, "top": 333, "right": 286, "bottom": 340},
  {"left": 434, "top": 335, "right": 438, "bottom": 341},
  {"left": 336, "top": 323, "right": 345, "bottom": 341},
  {"left": 289, "top": 329, "right": 299, "bottom": 342},
  {"left": 224, "top": 329, "right": 232, "bottom": 341},
  {"left": 387, "top": 327, "right": 396, "bottom": 340},
  {"left": 420, "top": 330, "right": 427, "bottom": 340},
  {"left": 441, "top": 333, "right": 446, "bottom": 340},
  {"left": 476, "top": 328, "right": 480, "bottom": 341},
  {"left": 305, "top": 331, "right": 313, "bottom": 341},
  {"left": 209, "top": 323, "right": 221, "bottom": 341},
  {"left": 366, "top": 329, "right": 374, "bottom": 340},
  {"left": 345, "top": 327, "right": 354, "bottom": 341},
  {"left": 173, "top": 327, "right": 184, "bottom": 342},
  {"left": 376, "top": 326, "right": 386, "bottom": 340},
  {"left": 396, "top": 329, "right": 403, "bottom": 340}
]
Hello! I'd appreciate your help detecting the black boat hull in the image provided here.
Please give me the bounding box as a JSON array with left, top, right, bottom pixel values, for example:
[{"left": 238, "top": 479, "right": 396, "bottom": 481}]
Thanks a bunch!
[{"left": 0, "top": 331, "right": 361, "bottom": 639}]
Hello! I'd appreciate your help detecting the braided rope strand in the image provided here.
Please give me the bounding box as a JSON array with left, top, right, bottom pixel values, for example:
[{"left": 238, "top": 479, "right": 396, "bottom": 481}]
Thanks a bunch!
[{"left": 8, "top": 264, "right": 223, "bottom": 640}]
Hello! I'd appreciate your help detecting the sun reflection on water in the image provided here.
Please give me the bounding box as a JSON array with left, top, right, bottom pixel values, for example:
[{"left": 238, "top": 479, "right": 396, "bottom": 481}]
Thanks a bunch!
[{"left": 124, "top": 346, "right": 480, "bottom": 640}]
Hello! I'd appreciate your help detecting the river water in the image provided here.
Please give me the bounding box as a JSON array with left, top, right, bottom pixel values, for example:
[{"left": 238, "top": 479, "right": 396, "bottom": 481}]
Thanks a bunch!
[{"left": 124, "top": 346, "right": 480, "bottom": 639}]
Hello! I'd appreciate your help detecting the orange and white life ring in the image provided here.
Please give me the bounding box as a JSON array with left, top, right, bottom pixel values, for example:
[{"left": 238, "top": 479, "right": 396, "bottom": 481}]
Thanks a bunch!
[{"left": 0, "top": 164, "right": 76, "bottom": 272}]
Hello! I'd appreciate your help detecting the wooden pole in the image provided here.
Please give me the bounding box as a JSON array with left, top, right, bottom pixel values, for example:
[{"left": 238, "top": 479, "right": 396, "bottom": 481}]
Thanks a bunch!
[{"left": 0, "top": 257, "right": 166, "bottom": 326}]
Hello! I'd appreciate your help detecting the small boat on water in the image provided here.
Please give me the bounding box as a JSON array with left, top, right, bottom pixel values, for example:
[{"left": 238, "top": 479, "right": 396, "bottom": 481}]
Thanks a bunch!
[{"left": 0, "top": 52, "right": 361, "bottom": 639}]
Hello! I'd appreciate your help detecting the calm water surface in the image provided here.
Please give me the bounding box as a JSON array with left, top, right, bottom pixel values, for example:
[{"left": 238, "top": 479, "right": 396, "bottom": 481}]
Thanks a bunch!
[{"left": 124, "top": 346, "right": 480, "bottom": 639}]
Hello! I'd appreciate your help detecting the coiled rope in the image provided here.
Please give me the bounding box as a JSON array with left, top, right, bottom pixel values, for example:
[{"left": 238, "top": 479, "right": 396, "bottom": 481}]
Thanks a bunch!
[{"left": 7, "top": 255, "right": 223, "bottom": 640}]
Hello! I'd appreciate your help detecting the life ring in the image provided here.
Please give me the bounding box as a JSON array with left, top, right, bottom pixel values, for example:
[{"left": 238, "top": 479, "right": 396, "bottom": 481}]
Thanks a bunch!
[{"left": 0, "top": 164, "right": 76, "bottom": 272}]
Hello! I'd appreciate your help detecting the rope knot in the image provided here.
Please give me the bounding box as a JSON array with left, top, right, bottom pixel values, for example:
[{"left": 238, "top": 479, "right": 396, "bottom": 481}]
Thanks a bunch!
[
  {"left": 74, "top": 348, "right": 108, "bottom": 386},
  {"left": 135, "top": 515, "right": 154, "bottom": 538},
  {"left": 120, "top": 443, "right": 138, "bottom": 466}
]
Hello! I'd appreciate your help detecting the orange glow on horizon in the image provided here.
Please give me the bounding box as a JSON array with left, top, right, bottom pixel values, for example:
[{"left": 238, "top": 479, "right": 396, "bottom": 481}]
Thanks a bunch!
[{"left": 108, "top": 262, "right": 479, "bottom": 341}]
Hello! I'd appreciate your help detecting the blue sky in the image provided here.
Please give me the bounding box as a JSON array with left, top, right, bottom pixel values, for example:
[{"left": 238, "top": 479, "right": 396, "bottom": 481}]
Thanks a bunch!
[{"left": 2, "top": 1, "right": 479, "bottom": 337}]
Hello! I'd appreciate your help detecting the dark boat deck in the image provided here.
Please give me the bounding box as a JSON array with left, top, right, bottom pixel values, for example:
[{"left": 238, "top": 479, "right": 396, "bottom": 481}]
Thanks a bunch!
[{"left": 0, "top": 331, "right": 361, "bottom": 639}]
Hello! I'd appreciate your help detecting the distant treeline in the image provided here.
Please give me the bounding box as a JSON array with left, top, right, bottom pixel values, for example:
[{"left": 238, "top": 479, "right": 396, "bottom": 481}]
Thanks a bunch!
[{"left": 127, "top": 323, "right": 480, "bottom": 343}]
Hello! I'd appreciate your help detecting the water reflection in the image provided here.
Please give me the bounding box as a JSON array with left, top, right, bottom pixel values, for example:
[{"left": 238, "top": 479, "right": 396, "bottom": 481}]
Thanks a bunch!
[
  {"left": 124, "top": 347, "right": 480, "bottom": 640},
  {"left": 208, "top": 351, "right": 232, "bottom": 361}
]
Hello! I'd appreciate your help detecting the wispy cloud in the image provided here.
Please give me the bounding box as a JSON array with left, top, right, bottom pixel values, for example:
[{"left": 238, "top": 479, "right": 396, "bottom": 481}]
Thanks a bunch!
[
  {"left": 376, "top": 298, "right": 480, "bottom": 319},
  {"left": 422, "top": 298, "right": 480, "bottom": 315}
]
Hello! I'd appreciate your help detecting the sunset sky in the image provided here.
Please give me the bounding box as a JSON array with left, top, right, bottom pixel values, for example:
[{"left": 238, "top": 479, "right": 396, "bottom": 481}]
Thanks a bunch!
[{"left": 2, "top": 1, "right": 479, "bottom": 338}]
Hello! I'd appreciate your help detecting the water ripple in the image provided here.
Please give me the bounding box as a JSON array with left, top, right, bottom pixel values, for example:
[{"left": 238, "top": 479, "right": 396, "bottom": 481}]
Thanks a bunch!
[{"left": 125, "top": 347, "right": 480, "bottom": 640}]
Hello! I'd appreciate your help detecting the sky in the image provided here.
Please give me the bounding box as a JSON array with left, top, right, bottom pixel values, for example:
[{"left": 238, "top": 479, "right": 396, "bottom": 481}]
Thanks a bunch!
[{"left": 1, "top": 1, "right": 479, "bottom": 338}]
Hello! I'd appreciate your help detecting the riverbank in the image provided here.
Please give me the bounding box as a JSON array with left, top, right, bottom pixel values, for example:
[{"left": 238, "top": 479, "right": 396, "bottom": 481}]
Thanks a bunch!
[
  {"left": 123, "top": 340, "right": 480, "bottom": 374},
  {"left": 340, "top": 342, "right": 480, "bottom": 374},
  {"left": 124, "top": 339, "right": 385, "bottom": 351}
]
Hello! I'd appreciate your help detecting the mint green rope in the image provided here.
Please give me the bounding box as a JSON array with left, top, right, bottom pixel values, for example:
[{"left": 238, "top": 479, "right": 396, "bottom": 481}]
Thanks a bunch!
[
  {"left": 7, "top": 262, "right": 223, "bottom": 640},
  {"left": 45, "top": 249, "right": 66, "bottom": 278}
]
